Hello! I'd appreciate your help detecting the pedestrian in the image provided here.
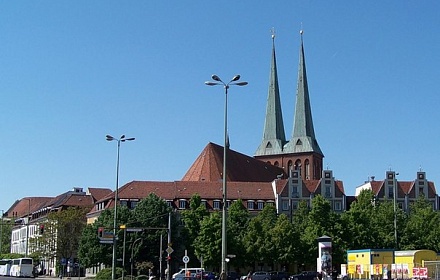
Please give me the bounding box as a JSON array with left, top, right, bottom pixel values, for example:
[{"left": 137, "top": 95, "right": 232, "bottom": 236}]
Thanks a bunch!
[
  {"left": 220, "top": 271, "right": 226, "bottom": 280},
  {"left": 247, "top": 271, "right": 252, "bottom": 280}
]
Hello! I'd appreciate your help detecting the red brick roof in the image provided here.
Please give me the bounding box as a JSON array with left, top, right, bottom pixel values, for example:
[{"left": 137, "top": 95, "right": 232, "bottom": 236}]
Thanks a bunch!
[
  {"left": 5, "top": 197, "right": 53, "bottom": 218},
  {"left": 87, "top": 187, "right": 112, "bottom": 202},
  {"left": 182, "top": 142, "right": 285, "bottom": 182}
]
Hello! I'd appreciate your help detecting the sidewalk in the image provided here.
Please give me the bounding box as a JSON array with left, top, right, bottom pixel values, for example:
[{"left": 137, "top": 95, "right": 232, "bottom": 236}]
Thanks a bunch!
[{"left": 38, "top": 275, "right": 91, "bottom": 280}]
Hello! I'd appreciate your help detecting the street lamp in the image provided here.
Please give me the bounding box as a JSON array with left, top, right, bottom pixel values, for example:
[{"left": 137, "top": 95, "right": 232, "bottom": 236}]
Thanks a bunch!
[
  {"left": 131, "top": 237, "right": 142, "bottom": 280},
  {"left": 0, "top": 209, "right": 4, "bottom": 255},
  {"left": 205, "top": 74, "right": 247, "bottom": 273},
  {"left": 106, "top": 134, "right": 135, "bottom": 280},
  {"left": 22, "top": 198, "right": 31, "bottom": 257}
]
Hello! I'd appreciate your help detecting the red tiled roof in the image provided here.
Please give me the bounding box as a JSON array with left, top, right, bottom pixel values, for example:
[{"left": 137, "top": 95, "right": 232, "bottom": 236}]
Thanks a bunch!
[
  {"left": 87, "top": 187, "right": 112, "bottom": 202},
  {"left": 5, "top": 197, "right": 53, "bottom": 218},
  {"left": 182, "top": 142, "right": 284, "bottom": 182}
]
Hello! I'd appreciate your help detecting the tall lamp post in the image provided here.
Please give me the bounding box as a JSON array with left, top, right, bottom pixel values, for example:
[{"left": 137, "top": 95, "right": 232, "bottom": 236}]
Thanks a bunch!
[
  {"left": 205, "top": 74, "right": 247, "bottom": 273},
  {"left": 106, "top": 134, "right": 135, "bottom": 280},
  {"left": 0, "top": 209, "right": 4, "bottom": 255},
  {"left": 23, "top": 198, "right": 31, "bottom": 257}
]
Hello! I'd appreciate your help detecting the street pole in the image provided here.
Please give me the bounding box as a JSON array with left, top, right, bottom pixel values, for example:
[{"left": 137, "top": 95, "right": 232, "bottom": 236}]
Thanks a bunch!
[
  {"left": 25, "top": 198, "right": 31, "bottom": 257},
  {"left": 0, "top": 209, "right": 3, "bottom": 255},
  {"left": 131, "top": 238, "right": 142, "bottom": 280},
  {"left": 205, "top": 75, "right": 247, "bottom": 273},
  {"left": 106, "top": 134, "right": 135, "bottom": 280},
  {"left": 167, "top": 212, "right": 171, "bottom": 280}
]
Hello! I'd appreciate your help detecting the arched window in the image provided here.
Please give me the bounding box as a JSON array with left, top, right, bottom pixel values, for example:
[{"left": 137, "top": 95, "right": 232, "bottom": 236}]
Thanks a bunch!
[
  {"left": 295, "top": 159, "right": 301, "bottom": 176},
  {"left": 274, "top": 161, "right": 279, "bottom": 167},
  {"left": 305, "top": 159, "right": 310, "bottom": 179}
]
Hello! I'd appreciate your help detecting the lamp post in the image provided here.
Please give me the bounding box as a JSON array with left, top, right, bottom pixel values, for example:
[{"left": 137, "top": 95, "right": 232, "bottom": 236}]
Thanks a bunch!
[
  {"left": 131, "top": 237, "right": 142, "bottom": 280},
  {"left": 205, "top": 74, "right": 247, "bottom": 273},
  {"left": 106, "top": 134, "right": 135, "bottom": 280},
  {"left": 0, "top": 209, "right": 3, "bottom": 255},
  {"left": 393, "top": 172, "right": 399, "bottom": 249},
  {"left": 22, "top": 198, "right": 31, "bottom": 257}
]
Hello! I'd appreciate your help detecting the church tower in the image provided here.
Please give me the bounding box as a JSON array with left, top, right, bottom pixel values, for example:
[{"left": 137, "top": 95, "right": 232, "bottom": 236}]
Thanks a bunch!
[
  {"left": 255, "top": 30, "right": 287, "bottom": 159},
  {"left": 255, "top": 30, "right": 324, "bottom": 180}
]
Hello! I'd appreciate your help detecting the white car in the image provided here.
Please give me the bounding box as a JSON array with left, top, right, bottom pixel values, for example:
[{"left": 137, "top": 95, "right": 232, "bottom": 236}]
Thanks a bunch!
[{"left": 173, "top": 268, "right": 205, "bottom": 280}]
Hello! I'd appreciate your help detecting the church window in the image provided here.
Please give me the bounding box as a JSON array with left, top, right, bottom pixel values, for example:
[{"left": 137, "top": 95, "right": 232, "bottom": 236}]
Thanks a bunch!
[
  {"left": 266, "top": 142, "right": 272, "bottom": 148},
  {"left": 296, "top": 139, "right": 302, "bottom": 145},
  {"left": 305, "top": 159, "right": 310, "bottom": 179}
]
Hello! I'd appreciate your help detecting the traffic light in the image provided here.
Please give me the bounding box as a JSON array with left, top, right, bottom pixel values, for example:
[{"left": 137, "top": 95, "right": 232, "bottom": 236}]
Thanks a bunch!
[
  {"left": 39, "top": 224, "right": 45, "bottom": 235},
  {"left": 98, "top": 227, "right": 103, "bottom": 238},
  {"left": 167, "top": 256, "right": 171, "bottom": 261}
]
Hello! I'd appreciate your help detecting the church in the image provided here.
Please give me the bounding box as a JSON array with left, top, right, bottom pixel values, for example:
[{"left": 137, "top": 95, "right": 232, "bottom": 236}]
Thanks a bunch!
[{"left": 86, "top": 30, "right": 347, "bottom": 224}]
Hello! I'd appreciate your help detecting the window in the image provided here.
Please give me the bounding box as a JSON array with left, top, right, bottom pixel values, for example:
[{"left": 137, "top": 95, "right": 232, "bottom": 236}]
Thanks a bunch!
[
  {"left": 213, "top": 200, "right": 221, "bottom": 210},
  {"left": 179, "top": 200, "right": 187, "bottom": 209},
  {"left": 166, "top": 200, "right": 173, "bottom": 207},
  {"left": 201, "top": 200, "right": 207, "bottom": 208},
  {"left": 247, "top": 200, "right": 255, "bottom": 210},
  {"left": 388, "top": 186, "right": 394, "bottom": 198},
  {"left": 334, "top": 201, "right": 341, "bottom": 211},
  {"left": 292, "top": 186, "right": 298, "bottom": 197},
  {"left": 257, "top": 201, "right": 264, "bottom": 210},
  {"left": 325, "top": 186, "right": 331, "bottom": 197},
  {"left": 282, "top": 200, "right": 289, "bottom": 211},
  {"left": 292, "top": 201, "right": 298, "bottom": 210}
]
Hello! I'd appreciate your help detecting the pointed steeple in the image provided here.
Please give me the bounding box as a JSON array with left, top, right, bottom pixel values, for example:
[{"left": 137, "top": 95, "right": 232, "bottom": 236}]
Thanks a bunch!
[
  {"left": 255, "top": 29, "right": 286, "bottom": 156},
  {"left": 284, "top": 30, "right": 323, "bottom": 156}
]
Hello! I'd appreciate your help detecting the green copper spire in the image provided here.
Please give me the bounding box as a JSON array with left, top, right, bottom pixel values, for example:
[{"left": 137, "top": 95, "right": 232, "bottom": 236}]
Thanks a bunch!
[
  {"left": 284, "top": 30, "right": 323, "bottom": 156},
  {"left": 255, "top": 30, "right": 286, "bottom": 156}
]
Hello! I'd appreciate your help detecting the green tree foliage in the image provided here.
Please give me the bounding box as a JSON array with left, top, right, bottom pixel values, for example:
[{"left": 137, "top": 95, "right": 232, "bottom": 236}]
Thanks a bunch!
[
  {"left": 194, "top": 211, "right": 222, "bottom": 268},
  {"left": 400, "top": 196, "right": 440, "bottom": 251},
  {"left": 0, "top": 219, "right": 12, "bottom": 255},
  {"left": 299, "top": 195, "right": 336, "bottom": 267},
  {"left": 227, "top": 199, "right": 250, "bottom": 268},
  {"left": 130, "top": 194, "right": 172, "bottom": 270},
  {"left": 243, "top": 205, "right": 278, "bottom": 265},
  {"left": 181, "top": 194, "right": 210, "bottom": 266},
  {"left": 270, "top": 214, "right": 298, "bottom": 265}
]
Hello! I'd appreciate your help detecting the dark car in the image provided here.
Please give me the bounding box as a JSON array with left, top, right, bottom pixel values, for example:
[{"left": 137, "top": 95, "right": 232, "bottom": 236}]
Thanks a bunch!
[
  {"left": 270, "top": 271, "right": 289, "bottom": 280},
  {"left": 227, "top": 271, "right": 240, "bottom": 280},
  {"left": 250, "top": 271, "right": 271, "bottom": 280},
  {"left": 289, "top": 271, "right": 319, "bottom": 280},
  {"left": 196, "top": 271, "right": 218, "bottom": 280}
]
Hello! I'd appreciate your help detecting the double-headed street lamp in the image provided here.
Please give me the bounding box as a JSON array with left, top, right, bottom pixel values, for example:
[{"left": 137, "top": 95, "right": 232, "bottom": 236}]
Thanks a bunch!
[
  {"left": 106, "top": 134, "right": 135, "bottom": 280},
  {"left": 205, "top": 74, "right": 247, "bottom": 273}
]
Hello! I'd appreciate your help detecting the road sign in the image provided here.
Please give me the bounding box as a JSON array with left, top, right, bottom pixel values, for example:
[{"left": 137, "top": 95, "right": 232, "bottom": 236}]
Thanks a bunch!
[
  {"left": 127, "top": 228, "right": 143, "bottom": 232},
  {"left": 100, "top": 240, "right": 114, "bottom": 244},
  {"left": 166, "top": 247, "right": 174, "bottom": 254},
  {"left": 182, "top": 255, "right": 190, "bottom": 264}
]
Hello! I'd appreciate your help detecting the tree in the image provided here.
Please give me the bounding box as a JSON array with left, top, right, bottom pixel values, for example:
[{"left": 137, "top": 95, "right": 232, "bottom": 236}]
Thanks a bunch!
[
  {"left": 48, "top": 207, "right": 90, "bottom": 261},
  {"left": 0, "top": 219, "right": 12, "bottom": 256},
  {"left": 270, "top": 214, "right": 298, "bottom": 266},
  {"left": 243, "top": 205, "right": 277, "bottom": 266},
  {"left": 299, "top": 196, "right": 335, "bottom": 268},
  {"left": 194, "top": 211, "right": 222, "bottom": 269},
  {"left": 181, "top": 194, "right": 210, "bottom": 267},
  {"left": 227, "top": 199, "right": 250, "bottom": 268},
  {"left": 130, "top": 194, "right": 172, "bottom": 273},
  {"left": 400, "top": 196, "right": 440, "bottom": 251}
]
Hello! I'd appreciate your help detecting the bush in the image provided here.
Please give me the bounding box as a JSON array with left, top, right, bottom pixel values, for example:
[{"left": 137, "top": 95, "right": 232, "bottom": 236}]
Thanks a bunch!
[{"left": 96, "top": 267, "right": 125, "bottom": 280}]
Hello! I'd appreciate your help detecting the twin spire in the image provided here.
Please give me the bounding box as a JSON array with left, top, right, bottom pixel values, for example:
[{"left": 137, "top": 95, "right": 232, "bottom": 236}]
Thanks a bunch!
[{"left": 255, "top": 28, "right": 323, "bottom": 157}]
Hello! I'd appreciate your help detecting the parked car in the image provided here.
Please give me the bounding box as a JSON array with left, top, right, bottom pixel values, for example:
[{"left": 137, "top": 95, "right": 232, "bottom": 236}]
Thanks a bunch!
[
  {"left": 173, "top": 268, "right": 205, "bottom": 280},
  {"left": 270, "top": 271, "right": 289, "bottom": 280},
  {"left": 289, "top": 271, "right": 319, "bottom": 280},
  {"left": 227, "top": 271, "right": 240, "bottom": 280},
  {"left": 196, "top": 271, "right": 218, "bottom": 280},
  {"left": 250, "top": 271, "right": 271, "bottom": 280}
]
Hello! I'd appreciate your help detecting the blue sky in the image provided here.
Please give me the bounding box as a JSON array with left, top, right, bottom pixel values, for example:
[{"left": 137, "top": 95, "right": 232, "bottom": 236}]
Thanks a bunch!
[{"left": 1, "top": 1, "right": 439, "bottom": 210}]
